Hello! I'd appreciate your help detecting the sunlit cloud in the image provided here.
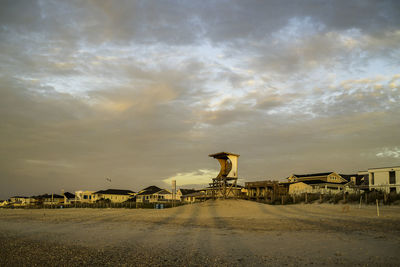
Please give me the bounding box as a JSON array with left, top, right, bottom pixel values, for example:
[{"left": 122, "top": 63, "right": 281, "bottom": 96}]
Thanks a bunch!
[
  {"left": 25, "top": 159, "right": 74, "bottom": 168},
  {"left": 163, "top": 169, "right": 218, "bottom": 186},
  {"left": 376, "top": 147, "right": 400, "bottom": 159}
]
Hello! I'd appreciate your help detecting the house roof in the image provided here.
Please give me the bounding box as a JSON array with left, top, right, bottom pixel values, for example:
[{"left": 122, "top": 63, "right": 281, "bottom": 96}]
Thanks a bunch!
[
  {"left": 94, "top": 189, "right": 135, "bottom": 195},
  {"left": 367, "top": 166, "right": 400, "bottom": 170},
  {"left": 179, "top": 189, "right": 197, "bottom": 195},
  {"left": 136, "top": 186, "right": 162, "bottom": 196},
  {"left": 64, "top": 192, "right": 75, "bottom": 199},
  {"left": 292, "top": 172, "right": 333, "bottom": 178},
  {"left": 154, "top": 189, "right": 171, "bottom": 195},
  {"left": 32, "top": 194, "right": 64, "bottom": 199}
]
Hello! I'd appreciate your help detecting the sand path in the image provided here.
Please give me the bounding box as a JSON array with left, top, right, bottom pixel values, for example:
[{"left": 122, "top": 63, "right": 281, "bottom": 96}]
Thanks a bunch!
[{"left": 1, "top": 200, "right": 400, "bottom": 266}]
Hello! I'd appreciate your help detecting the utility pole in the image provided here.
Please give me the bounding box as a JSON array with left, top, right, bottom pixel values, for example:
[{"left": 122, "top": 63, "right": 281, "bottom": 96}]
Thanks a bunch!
[
  {"left": 61, "top": 189, "right": 65, "bottom": 206},
  {"left": 172, "top": 180, "right": 176, "bottom": 207}
]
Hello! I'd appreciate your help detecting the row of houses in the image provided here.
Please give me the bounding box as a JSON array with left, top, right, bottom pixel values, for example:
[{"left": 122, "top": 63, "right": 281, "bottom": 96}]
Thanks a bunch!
[
  {"left": 246, "top": 166, "right": 400, "bottom": 200},
  {"left": 0, "top": 193, "right": 77, "bottom": 207},
  {"left": 2, "top": 166, "right": 398, "bottom": 207},
  {"left": 0, "top": 186, "right": 200, "bottom": 207}
]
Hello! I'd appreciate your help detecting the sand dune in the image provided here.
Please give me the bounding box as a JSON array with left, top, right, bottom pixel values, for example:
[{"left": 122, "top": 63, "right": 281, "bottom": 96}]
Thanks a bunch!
[{"left": 1, "top": 200, "right": 400, "bottom": 266}]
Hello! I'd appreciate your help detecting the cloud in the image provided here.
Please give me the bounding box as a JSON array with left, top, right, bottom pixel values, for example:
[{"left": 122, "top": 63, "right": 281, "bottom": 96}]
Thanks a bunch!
[
  {"left": 1, "top": 0, "right": 400, "bottom": 198},
  {"left": 162, "top": 169, "right": 218, "bottom": 187},
  {"left": 376, "top": 147, "right": 400, "bottom": 159},
  {"left": 25, "top": 159, "right": 74, "bottom": 168}
]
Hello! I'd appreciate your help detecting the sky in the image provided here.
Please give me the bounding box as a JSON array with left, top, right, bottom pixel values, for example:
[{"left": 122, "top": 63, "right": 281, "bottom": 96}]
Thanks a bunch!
[{"left": 1, "top": 0, "right": 399, "bottom": 199}]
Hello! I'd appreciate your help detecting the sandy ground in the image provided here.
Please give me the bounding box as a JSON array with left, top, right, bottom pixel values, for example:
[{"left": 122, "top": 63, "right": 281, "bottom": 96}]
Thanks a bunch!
[{"left": 1, "top": 200, "right": 400, "bottom": 266}]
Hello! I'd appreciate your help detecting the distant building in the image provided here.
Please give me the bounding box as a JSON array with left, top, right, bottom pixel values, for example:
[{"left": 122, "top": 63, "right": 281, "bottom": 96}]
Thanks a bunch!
[
  {"left": 0, "top": 200, "right": 9, "bottom": 207},
  {"left": 9, "top": 196, "right": 31, "bottom": 206},
  {"left": 245, "top": 181, "right": 288, "bottom": 201},
  {"left": 31, "top": 194, "right": 64, "bottom": 205},
  {"left": 368, "top": 166, "right": 400, "bottom": 193},
  {"left": 136, "top": 186, "right": 163, "bottom": 203},
  {"left": 151, "top": 189, "right": 173, "bottom": 202},
  {"left": 94, "top": 189, "right": 135, "bottom": 203},
  {"left": 182, "top": 191, "right": 207, "bottom": 203},
  {"left": 176, "top": 189, "right": 197, "bottom": 201},
  {"left": 135, "top": 186, "right": 176, "bottom": 203},
  {"left": 63, "top": 192, "right": 76, "bottom": 204},
  {"left": 75, "top": 190, "right": 97, "bottom": 203},
  {"left": 288, "top": 172, "right": 347, "bottom": 183},
  {"left": 287, "top": 172, "right": 354, "bottom": 195}
]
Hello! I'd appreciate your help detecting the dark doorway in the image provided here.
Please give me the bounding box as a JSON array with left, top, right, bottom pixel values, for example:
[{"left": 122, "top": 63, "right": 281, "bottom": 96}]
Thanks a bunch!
[{"left": 389, "top": 171, "right": 396, "bottom": 184}]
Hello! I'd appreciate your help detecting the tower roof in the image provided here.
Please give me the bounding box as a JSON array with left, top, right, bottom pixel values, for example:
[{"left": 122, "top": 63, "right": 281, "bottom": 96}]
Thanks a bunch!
[{"left": 209, "top": 152, "right": 240, "bottom": 158}]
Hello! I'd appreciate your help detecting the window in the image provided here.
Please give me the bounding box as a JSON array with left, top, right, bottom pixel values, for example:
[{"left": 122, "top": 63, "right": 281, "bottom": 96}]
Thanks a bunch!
[
  {"left": 84, "top": 195, "right": 88, "bottom": 199},
  {"left": 371, "top": 172, "right": 374, "bottom": 185},
  {"left": 389, "top": 171, "right": 396, "bottom": 184}
]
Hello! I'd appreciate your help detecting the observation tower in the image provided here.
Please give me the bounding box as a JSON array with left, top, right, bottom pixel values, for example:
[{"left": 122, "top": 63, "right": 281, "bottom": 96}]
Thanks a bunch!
[{"left": 209, "top": 152, "right": 240, "bottom": 199}]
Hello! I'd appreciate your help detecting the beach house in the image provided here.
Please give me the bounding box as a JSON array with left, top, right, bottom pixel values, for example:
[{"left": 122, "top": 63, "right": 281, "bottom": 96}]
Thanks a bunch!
[
  {"left": 93, "top": 189, "right": 135, "bottom": 203},
  {"left": 0, "top": 200, "right": 9, "bottom": 207},
  {"left": 287, "top": 172, "right": 351, "bottom": 195},
  {"left": 63, "top": 192, "right": 76, "bottom": 204},
  {"left": 182, "top": 191, "right": 207, "bottom": 203},
  {"left": 176, "top": 189, "right": 197, "bottom": 201},
  {"left": 75, "top": 190, "right": 97, "bottom": 203},
  {"left": 9, "top": 196, "right": 31, "bottom": 206},
  {"left": 136, "top": 186, "right": 175, "bottom": 203},
  {"left": 367, "top": 166, "right": 400, "bottom": 193}
]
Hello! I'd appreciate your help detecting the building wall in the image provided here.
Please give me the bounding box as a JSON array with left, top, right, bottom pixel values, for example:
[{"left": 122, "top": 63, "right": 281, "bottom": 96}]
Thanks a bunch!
[
  {"left": 327, "top": 173, "right": 346, "bottom": 183},
  {"left": 369, "top": 167, "right": 400, "bottom": 193},
  {"left": 135, "top": 195, "right": 146, "bottom": 203},
  {"left": 183, "top": 196, "right": 194, "bottom": 202},
  {"left": 136, "top": 195, "right": 161, "bottom": 203},
  {"left": 176, "top": 190, "right": 194, "bottom": 201},
  {"left": 227, "top": 154, "right": 238, "bottom": 178},
  {"left": 43, "top": 198, "right": 64, "bottom": 205},
  {"left": 176, "top": 191, "right": 184, "bottom": 200},
  {"left": 95, "top": 193, "right": 131, "bottom": 203},
  {"left": 289, "top": 182, "right": 348, "bottom": 195},
  {"left": 75, "top": 191, "right": 96, "bottom": 203},
  {"left": 139, "top": 193, "right": 173, "bottom": 203},
  {"left": 289, "top": 182, "right": 313, "bottom": 195},
  {"left": 183, "top": 196, "right": 200, "bottom": 203},
  {"left": 10, "top": 197, "right": 31, "bottom": 206}
]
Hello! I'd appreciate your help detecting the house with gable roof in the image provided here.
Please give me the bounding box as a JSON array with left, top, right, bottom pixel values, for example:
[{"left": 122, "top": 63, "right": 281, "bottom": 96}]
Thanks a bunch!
[
  {"left": 62, "top": 192, "right": 76, "bottom": 204},
  {"left": 94, "top": 189, "right": 135, "bottom": 203},
  {"left": 9, "top": 196, "right": 32, "bottom": 206},
  {"left": 75, "top": 190, "right": 97, "bottom": 203},
  {"left": 0, "top": 199, "right": 9, "bottom": 207},
  {"left": 287, "top": 172, "right": 353, "bottom": 195},
  {"left": 135, "top": 186, "right": 176, "bottom": 203},
  {"left": 176, "top": 189, "right": 197, "bottom": 201}
]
